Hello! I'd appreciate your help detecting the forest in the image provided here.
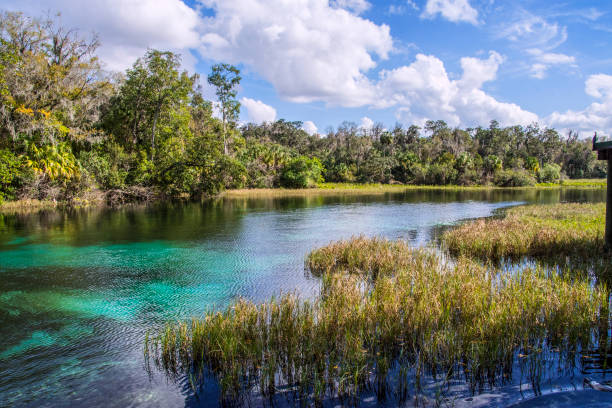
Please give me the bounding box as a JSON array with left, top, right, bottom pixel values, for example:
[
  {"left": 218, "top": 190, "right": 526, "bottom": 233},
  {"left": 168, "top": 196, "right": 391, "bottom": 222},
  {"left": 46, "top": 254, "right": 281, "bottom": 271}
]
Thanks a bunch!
[{"left": 0, "top": 12, "right": 605, "bottom": 206}]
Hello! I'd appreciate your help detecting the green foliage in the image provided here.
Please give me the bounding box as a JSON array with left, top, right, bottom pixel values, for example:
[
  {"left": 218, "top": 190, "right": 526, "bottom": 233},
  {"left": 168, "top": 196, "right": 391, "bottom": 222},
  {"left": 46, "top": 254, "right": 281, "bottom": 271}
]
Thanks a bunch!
[
  {"left": 79, "top": 143, "right": 135, "bottom": 189},
  {"left": 24, "top": 141, "right": 79, "bottom": 182},
  {"left": 207, "top": 63, "right": 241, "bottom": 154},
  {"left": 280, "top": 156, "right": 324, "bottom": 188},
  {"left": 102, "top": 50, "right": 195, "bottom": 159},
  {"left": 494, "top": 168, "right": 536, "bottom": 187},
  {"left": 538, "top": 163, "right": 561, "bottom": 183},
  {"left": 0, "top": 148, "right": 30, "bottom": 201}
]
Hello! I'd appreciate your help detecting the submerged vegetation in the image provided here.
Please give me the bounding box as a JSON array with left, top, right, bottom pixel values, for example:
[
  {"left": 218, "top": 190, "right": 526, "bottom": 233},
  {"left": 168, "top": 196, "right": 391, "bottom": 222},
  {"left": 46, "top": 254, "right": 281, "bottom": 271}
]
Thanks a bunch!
[
  {"left": 442, "top": 203, "right": 605, "bottom": 262},
  {"left": 0, "top": 12, "right": 606, "bottom": 209},
  {"left": 145, "top": 236, "right": 608, "bottom": 406}
]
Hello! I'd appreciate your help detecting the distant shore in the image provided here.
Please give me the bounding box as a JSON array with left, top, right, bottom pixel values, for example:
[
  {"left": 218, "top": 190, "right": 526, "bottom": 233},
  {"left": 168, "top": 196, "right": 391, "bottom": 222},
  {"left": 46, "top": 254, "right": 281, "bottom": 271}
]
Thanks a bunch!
[
  {"left": 221, "top": 179, "right": 606, "bottom": 198},
  {"left": 1, "top": 179, "right": 606, "bottom": 213}
]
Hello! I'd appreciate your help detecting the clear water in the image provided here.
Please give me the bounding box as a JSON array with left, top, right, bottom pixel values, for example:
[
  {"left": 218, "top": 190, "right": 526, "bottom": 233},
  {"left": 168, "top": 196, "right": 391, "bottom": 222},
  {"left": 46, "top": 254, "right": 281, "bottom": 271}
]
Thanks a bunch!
[{"left": 0, "top": 188, "right": 606, "bottom": 407}]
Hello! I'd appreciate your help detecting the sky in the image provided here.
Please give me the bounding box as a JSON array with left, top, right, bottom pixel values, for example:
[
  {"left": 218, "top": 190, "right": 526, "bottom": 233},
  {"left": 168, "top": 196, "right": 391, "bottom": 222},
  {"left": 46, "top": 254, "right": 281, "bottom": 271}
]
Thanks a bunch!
[{"left": 4, "top": 0, "right": 612, "bottom": 137}]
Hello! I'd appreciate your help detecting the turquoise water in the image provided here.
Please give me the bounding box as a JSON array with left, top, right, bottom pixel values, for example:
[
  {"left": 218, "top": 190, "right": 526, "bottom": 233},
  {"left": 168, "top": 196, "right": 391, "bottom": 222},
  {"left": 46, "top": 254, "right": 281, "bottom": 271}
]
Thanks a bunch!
[{"left": 0, "top": 189, "right": 606, "bottom": 407}]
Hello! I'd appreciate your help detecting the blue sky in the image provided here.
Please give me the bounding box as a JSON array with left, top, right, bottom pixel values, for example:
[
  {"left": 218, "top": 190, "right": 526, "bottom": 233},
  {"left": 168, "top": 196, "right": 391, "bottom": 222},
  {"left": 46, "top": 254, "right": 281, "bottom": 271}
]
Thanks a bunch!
[{"left": 5, "top": 0, "right": 612, "bottom": 136}]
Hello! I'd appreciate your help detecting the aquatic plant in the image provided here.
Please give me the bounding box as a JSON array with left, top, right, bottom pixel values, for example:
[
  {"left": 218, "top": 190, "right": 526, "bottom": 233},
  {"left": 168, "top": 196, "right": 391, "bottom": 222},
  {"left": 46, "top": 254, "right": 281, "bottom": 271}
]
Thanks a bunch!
[
  {"left": 442, "top": 203, "right": 606, "bottom": 262},
  {"left": 145, "top": 237, "right": 607, "bottom": 406}
]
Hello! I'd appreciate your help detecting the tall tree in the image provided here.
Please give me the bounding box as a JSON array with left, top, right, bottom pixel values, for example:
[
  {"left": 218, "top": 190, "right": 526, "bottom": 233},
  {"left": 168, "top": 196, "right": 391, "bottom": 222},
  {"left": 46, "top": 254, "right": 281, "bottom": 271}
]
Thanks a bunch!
[
  {"left": 207, "top": 63, "right": 241, "bottom": 155},
  {"left": 103, "top": 50, "right": 195, "bottom": 159},
  {"left": 0, "top": 11, "right": 108, "bottom": 146}
]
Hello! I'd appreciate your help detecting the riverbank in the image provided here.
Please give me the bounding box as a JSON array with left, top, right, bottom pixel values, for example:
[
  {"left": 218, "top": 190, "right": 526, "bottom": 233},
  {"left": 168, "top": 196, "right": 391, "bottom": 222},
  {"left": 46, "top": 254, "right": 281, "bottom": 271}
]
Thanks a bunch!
[
  {"left": 1, "top": 179, "right": 606, "bottom": 213},
  {"left": 221, "top": 179, "right": 606, "bottom": 198}
]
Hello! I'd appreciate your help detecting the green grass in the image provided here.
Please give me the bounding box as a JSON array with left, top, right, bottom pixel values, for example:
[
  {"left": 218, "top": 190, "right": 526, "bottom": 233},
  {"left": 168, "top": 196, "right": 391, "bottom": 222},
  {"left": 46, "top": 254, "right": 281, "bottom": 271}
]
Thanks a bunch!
[
  {"left": 221, "top": 179, "right": 607, "bottom": 199},
  {"left": 442, "top": 203, "right": 606, "bottom": 262},
  {"left": 145, "top": 236, "right": 607, "bottom": 405},
  {"left": 560, "top": 178, "right": 606, "bottom": 187}
]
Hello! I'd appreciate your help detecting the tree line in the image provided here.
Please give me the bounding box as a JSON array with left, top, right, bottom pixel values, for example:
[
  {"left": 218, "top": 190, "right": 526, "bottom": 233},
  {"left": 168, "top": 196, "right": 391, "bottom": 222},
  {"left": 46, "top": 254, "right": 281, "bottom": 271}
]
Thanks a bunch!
[{"left": 0, "top": 12, "right": 605, "bottom": 205}]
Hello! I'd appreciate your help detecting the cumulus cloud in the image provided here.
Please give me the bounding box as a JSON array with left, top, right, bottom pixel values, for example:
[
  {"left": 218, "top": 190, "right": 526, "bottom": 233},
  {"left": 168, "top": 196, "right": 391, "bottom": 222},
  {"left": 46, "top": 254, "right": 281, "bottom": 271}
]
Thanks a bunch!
[
  {"left": 421, "top": 0, "right": 479, "bottom": 25},
  {"left": 547, "top": 74, "right": 612, "bottom": 136},
  {"left": 198, "top": 0, "right": 392, "bottom": 107},
  {"left": 526, "top": 48, "right": 576, "bottom": 79},
  {"left": 240, "top": 97, "right": 277, "bottom": 123},
  {"left": 7, "top": 0, "right": 557, "bottom": 132},
  {"left": 302, "top": 121, "right": 319, "bottom": 135},
  {"left": 3, "top": 0, "right": 201, "bottom": 71},
  {"left": 377, "top": 51, "right": 538, "bottom": 127},
  {"left": 196, "top": 2, "right": 534, "bottom": 128},
  {"left": 360, "top": 116, "right": 374, "bottom": 130}
]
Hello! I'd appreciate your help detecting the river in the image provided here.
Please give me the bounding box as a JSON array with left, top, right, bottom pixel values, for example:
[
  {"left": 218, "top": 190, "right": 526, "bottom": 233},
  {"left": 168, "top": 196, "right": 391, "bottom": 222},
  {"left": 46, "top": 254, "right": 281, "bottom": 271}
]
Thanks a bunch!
[{"left": 0, "top": 188, "right": 606, "bottom": 407}]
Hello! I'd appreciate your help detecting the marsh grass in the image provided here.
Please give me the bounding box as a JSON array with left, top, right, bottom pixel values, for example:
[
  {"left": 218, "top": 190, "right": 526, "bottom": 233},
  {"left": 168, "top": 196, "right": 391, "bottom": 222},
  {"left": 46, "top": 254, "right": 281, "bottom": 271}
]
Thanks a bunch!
[
  {"left": 145, "top": 237, "right": 607, "bottom": 406},
  {"left": 220, "top": 180, "right": 607, "bottom": 199},
  {"left": 559, "top": 179, "right": 606, "bottom": 187},
  {"left": 0, "top": 199, "right": 60, "bottom": 213},
  {"left": 441, "top": 203, "right": 606, "bottom": 262}
]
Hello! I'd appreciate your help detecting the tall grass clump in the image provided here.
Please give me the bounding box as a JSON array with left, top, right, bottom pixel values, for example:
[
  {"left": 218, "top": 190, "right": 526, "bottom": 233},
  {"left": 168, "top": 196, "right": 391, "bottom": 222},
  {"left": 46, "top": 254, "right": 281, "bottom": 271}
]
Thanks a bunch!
[
  {"left": 145, "top": 237, "right": 607, "bottom": 406},
  {"left": 442, "top": 203, "right": 605, "bottom": 262}
]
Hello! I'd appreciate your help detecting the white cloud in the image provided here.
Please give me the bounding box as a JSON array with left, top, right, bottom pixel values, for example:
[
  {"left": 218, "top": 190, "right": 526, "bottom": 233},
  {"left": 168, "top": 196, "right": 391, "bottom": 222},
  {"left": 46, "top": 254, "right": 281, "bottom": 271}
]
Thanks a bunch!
[
  {"left": 388, "top": 1, "right": 418, "bottom": 15},
  {"left": 240, "top": 97, "right": 277, "bottom": 123},
  {"left": 360, "top": 116, "right": 374, "bottom": 130},
  {"left": 498, "top": 11, "right": 567, "bottom": 50},
  {"left": 198, "top": 0, "right": 392, "bottom": 107},
  {"left": 330, "top": 0, "right": 371, "bottom": 15},
  {"left": 377, "top": 52, "right": 538, "bottom": 127},
  {"left": 526, "top": 48, "right": 576, "bottom": 79},
  {"left": 547, "top": 74, "right": 612, "bottom": 136},
  {"left": 302, "top": 121, "right": 318, "bottom": 135},
  {"left": 421, "top": 0, "right": 479, "bottom": 25},
  {"left": 388, "top": 5, "right": 406, "bottom": 15},
  {"left": 459, "top": 51, "right": 505, "bottom": 89},
  {"left": 3, "top": 0, "right": 201, "bottom": 71},
  {"left": 198, "top": 3, "right": 534, "bottom": 128},
  {"left": 550, "top": 7, "right": 605, "bottom": 22}
]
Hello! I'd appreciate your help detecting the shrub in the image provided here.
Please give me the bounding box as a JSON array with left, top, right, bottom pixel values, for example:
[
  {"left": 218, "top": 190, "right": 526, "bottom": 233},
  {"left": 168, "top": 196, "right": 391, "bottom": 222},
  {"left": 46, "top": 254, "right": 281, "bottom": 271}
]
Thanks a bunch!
[
  {"left": 79, "top": 145, "right": 130, "bottom": 189},
  {"left": 280, "top": 156, "right": 324, "bottom": 188},
  {"left": 0, "top": 149, "right": 32, "bottom": 201},
  {"left": 494, "top": 168, "right": 536, "bottom": 187},
  {"left": 538, "top": 163, "right": 561, "bottom": 183}
]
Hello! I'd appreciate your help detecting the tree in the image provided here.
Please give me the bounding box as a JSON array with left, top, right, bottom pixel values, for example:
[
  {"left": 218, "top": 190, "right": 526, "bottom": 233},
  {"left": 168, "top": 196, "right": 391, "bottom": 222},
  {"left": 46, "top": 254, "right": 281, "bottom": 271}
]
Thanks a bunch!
[
  {"left": 280, "top": 156, "right": 324, "bottom": 188},
  {"left": 207, "top": 63, "right": 241, "bottom": 155},
  {"left": 0, "top": 11, "right": 109, "bottom": 146},
  {"left": 103, "top": 50, "right": 195, "bottom": 160}
]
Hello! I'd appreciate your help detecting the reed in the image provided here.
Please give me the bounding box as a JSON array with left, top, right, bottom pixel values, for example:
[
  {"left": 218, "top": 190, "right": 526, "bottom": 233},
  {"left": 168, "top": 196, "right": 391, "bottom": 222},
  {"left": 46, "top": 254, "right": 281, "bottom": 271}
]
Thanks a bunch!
[
  {"left": 145, "top": 237, "right": 607, "bottom": 406},
  {"left": 441, "top": 203, "right": 605, "bottom": 262}
]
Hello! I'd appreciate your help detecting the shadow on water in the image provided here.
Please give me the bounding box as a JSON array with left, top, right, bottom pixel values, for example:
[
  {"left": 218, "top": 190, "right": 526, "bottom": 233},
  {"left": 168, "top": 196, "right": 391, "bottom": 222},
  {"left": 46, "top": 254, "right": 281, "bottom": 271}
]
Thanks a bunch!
[{"left": 0, "top": 187, "right": 609, "bottom": 407}]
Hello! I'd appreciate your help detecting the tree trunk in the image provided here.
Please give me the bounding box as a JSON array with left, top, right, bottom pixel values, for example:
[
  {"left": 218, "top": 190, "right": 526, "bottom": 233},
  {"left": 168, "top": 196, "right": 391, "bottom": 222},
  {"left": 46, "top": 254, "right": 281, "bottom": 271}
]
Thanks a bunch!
[
  {"left": 606, "top": 157, "right": 612, "bottom": 248},
  {"left": 222, "top": 109, "right": 228, "bottom": 155},
  {"left": 151, "top": 103, "right": 161, "bottom": 161}
]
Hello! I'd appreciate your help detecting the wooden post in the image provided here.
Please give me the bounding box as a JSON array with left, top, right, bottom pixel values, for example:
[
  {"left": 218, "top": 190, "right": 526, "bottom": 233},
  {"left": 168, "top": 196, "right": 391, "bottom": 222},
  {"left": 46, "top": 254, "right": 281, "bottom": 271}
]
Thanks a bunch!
[
  {"left": 592, "top": 135, "right": 612, "bottom": 249},
  {"left": 607, "top": 157, "right": 612, "bottom": 248}
]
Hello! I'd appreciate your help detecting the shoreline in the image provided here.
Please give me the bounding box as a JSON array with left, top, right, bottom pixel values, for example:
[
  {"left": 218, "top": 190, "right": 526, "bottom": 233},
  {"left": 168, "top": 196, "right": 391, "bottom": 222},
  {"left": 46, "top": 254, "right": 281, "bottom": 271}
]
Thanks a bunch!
[{"left": 1, "top": 179, "right": 606, "bottom": 213}]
